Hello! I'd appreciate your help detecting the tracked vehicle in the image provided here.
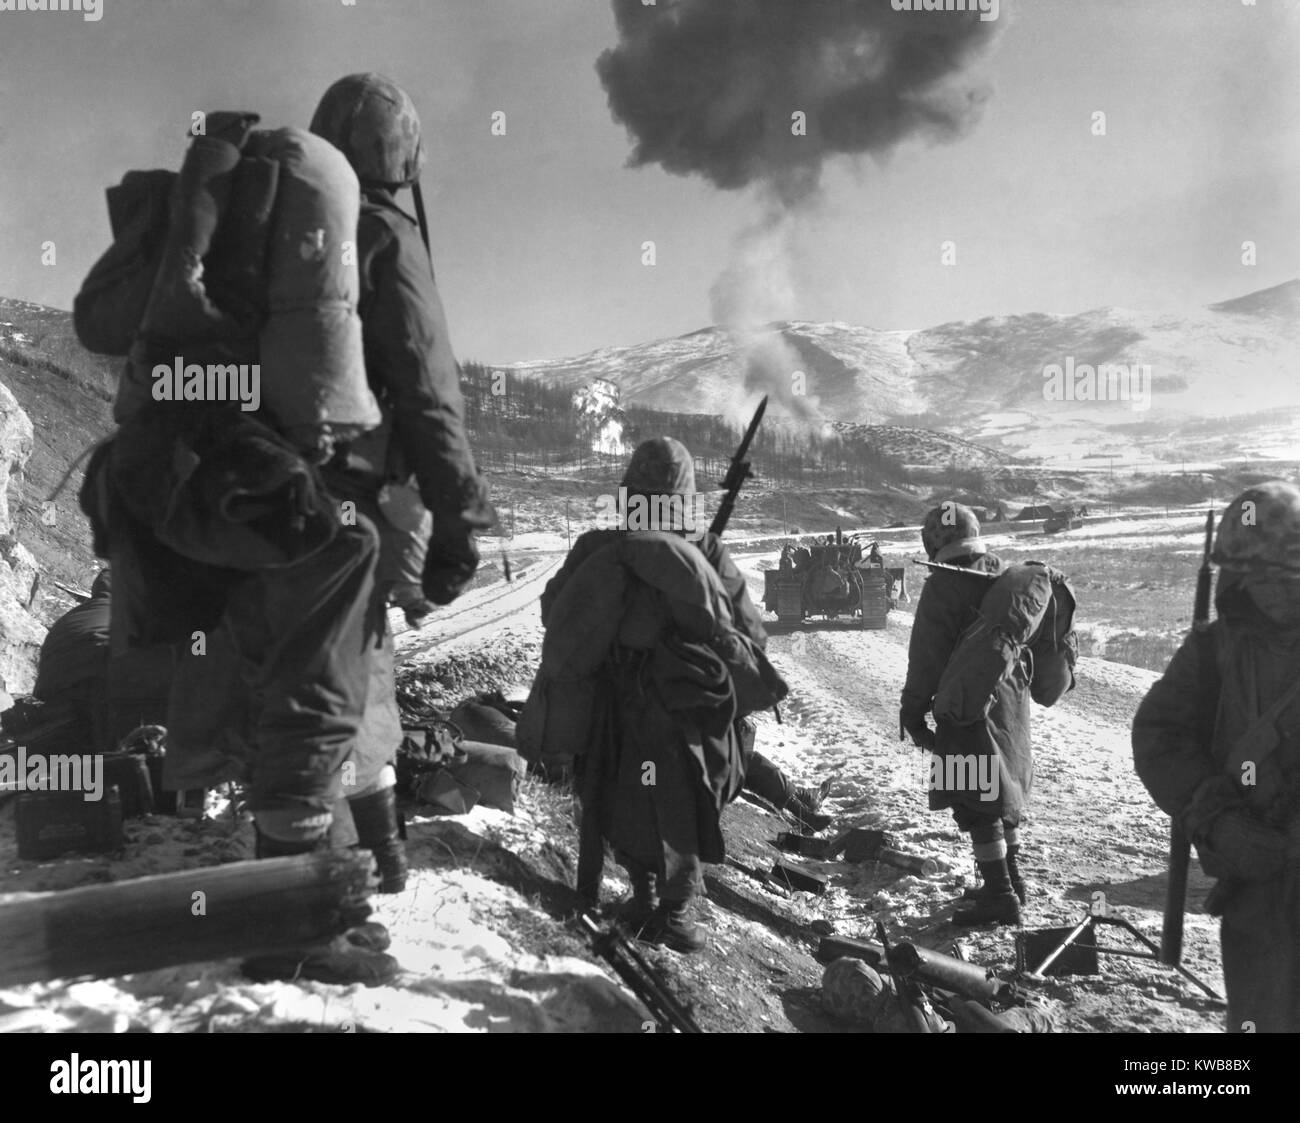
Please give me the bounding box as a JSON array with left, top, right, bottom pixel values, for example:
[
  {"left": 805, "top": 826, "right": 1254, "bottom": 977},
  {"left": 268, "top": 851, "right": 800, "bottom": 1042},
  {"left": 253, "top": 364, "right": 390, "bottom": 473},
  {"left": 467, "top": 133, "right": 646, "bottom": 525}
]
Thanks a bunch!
[{"left": 763, "top": 531, "right": 904, "bottom": 629}]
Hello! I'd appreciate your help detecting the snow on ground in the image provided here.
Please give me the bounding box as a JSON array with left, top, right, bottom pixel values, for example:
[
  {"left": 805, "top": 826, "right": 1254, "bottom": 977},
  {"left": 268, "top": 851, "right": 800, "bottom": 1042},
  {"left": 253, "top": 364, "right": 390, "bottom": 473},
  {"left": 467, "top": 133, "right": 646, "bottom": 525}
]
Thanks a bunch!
[
  {"left": 730, "top": 556, "right": 1225, "bottom": 1031},
  {"left": 983, "top": 513, "right": 1209, "bottom": 554},
  {"left": 0, "top": 517, "right": 1231, "bottom": 1034}
]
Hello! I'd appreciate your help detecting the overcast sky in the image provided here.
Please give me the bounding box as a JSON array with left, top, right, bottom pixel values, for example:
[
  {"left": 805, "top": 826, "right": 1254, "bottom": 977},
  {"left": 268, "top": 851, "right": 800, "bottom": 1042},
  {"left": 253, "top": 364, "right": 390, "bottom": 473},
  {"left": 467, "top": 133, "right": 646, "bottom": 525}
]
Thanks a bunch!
[{"left": 0, "top": 0, "right": 1296, "bottom": 364}]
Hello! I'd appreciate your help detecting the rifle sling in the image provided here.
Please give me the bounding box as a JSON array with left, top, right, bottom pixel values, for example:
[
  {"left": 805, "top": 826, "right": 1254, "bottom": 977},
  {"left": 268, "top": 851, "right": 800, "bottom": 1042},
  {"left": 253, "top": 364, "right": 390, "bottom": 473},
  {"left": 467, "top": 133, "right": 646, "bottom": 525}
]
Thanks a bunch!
[{"left": 1223, "top": 647, "right": 1300, "bottom": 775}]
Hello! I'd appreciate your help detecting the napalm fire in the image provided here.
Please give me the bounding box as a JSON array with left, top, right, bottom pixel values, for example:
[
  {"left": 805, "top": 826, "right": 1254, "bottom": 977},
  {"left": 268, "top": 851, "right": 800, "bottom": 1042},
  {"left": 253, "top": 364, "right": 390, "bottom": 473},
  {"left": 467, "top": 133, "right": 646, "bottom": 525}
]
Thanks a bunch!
[{"left": 1, "top": 0, "right": 1297, "bottom": 1067}]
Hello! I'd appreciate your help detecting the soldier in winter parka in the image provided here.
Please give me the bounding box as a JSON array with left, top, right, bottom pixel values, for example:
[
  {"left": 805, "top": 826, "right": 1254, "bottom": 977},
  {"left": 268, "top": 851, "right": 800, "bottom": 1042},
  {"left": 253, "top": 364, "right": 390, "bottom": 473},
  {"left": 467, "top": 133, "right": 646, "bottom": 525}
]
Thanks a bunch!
[
  {"left": 900, "top": 503, "right": 1033, "bottom": 927},
  {"left": 308, "top": 73, "right": 494, "bottom": 894},
  {"left": 1134, "top": 481, "right": 1300, "bottom": 1032},
  {"left": 537, "top": 437, "right": 786, "bottom": 954}
]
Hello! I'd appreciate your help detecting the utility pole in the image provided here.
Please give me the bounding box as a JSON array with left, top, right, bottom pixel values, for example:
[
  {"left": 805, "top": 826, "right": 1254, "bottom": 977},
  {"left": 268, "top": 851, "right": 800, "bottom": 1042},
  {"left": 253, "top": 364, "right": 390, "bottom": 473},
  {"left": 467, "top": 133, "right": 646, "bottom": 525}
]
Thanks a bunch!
[{"left": 565, "top": 499, "right": 571, "bottom": 551}]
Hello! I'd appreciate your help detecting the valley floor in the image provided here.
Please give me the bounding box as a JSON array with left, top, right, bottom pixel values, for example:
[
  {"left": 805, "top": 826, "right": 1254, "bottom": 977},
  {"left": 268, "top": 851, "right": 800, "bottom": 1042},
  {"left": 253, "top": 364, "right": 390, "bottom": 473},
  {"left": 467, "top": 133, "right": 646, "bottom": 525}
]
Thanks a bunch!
[{"left": 0, "top": 533, "right": 1228, "bottom": 1034}]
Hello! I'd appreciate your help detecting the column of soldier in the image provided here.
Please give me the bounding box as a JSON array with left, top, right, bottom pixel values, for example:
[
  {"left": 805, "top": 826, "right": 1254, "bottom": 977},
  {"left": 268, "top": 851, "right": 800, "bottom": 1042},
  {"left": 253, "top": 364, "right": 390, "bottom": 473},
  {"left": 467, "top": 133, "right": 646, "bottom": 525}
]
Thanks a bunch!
[{"left": 48, "top": 73, "right": 1300, "bottom": 1030}]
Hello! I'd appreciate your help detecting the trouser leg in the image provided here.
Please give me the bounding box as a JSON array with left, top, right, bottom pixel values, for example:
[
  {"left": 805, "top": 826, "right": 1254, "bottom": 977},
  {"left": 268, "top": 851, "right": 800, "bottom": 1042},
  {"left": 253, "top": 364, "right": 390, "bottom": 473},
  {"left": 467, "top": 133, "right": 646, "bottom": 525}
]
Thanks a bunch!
[
  {"left": 952, "top": 813, "right": 1020, "bottom": 926},
  {"left": 1221, "top": 879, "right": 1298, "bottom": 1033},
  {"left": 240, "top": 521, "right": 380, "bottom": 845},
  {"left": 744, "top": 751, "right": 791, "bottom": 806}
]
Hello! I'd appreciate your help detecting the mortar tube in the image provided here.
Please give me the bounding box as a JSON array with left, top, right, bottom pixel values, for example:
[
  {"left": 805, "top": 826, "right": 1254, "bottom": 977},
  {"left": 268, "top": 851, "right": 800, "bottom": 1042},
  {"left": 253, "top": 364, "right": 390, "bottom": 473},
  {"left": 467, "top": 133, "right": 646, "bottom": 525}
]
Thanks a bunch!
[{"left": 893, "top": 941, "right": 1008, "bottom": 1006}]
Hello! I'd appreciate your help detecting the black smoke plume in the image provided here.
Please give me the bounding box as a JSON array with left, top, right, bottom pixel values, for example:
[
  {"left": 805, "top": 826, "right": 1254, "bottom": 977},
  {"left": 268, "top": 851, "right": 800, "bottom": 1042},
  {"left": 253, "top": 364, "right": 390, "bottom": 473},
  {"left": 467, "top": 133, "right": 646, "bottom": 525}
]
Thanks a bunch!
[{"left": 597, "top": 0, "right": 1001, "bottom": 204}]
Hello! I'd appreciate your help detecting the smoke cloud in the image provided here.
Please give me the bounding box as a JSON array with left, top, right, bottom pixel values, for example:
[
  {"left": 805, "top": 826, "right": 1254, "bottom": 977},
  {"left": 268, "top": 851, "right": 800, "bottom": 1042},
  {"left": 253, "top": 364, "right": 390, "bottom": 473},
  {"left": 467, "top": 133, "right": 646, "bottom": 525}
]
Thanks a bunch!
[
  {"left": 597, "top": 0, "right": 1000, "bottom": 205},
  {"left": 707, "top": 205, "right": 822, "bottom": 421},
  {"left": 598, "top": 0, "right": 1001, "bottom": 425}
]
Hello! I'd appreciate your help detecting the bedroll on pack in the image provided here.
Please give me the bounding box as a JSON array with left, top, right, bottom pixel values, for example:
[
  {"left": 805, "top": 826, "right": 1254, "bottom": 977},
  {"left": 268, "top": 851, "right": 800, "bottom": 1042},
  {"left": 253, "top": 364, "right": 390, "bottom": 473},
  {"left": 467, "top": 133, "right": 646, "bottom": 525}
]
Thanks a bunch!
[
  {"left": 243, "top": 127, "right": 380, "bottom": 451},
  {"left": 932, "top": 563, "right": 1078, "bottom": 725},
  {"left": 73, "top": 169, "right": 177, "bottom": 357},
  {"left": 518, "top": 532, "right": 780, "bottom": 763},
  {"left": 74, "top": 117, "right": 381, "bottom": 455},
  {"left": 1026, "top": 568, "right": 1078, "bottom": 708}
]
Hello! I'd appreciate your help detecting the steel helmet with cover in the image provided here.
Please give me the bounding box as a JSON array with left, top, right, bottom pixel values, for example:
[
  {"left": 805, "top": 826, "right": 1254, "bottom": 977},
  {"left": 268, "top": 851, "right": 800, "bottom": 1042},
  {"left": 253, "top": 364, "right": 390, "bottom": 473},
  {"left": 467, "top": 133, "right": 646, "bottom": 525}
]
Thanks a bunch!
[
  {"left": 309, "top": 73, "right": 426, "bottom": 188},
  {"left": 622, "top": 437, "right": 696, "bottom": 499},
  {"left": 1212, "top": 480, "right": 1300, "bottom": 577},
  {"left": 922, "top": 502, "right": 986, "bottom": 564}
]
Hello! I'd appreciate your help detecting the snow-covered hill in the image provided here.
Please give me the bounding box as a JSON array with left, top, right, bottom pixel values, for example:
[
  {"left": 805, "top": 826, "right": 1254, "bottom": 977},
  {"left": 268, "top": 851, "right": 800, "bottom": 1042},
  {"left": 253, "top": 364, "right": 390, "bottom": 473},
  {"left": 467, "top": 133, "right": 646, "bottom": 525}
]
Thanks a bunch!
[{"left": 508, "top": 280, "right": 1300, "bottom": 467}]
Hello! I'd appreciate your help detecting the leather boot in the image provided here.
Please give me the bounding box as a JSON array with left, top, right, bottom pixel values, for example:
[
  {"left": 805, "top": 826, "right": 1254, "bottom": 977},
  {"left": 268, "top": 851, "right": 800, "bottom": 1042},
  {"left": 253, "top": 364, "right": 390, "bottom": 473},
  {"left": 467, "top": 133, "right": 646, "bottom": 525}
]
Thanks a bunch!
[
  {"left": 616, "top": 869, "right": 659, "bottom": 932},
  {"left": 953, "top": 858, "right": 1021, "bottom": 927},
  {"left": 640, "top": 899, "right": 707, "bottom": 955},
  {"left": 785, "top": 788, "right": 833, "bottom": 832},
  {"left": 349, "top": 787, "right": 408, "bottom": 893},
  {"left": 961, "top": 845, "right": 1028, "bottom": 906},
  {"left": 243, "top": 826, "right": 401, "bottom": 985},
  {"left": 1005, "top": 843, "right": 1028, "bottom": 906},
  {"left": 241, "top": 935, "right": 401, "bottom": 987}
]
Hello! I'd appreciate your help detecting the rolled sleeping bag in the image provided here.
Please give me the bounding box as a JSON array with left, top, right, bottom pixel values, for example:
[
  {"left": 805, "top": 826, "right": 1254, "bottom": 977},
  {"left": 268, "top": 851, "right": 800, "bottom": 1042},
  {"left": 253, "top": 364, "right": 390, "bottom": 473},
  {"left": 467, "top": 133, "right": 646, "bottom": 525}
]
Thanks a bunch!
[
  {"left": 1028, "top": 575, "right": 1078, "bottom": 708},
  {"left": 244, "top": 127, "right": 381, "bottom": 453},
  {"left": 445, "top": 740, "right": 527, "bottom": 814}
]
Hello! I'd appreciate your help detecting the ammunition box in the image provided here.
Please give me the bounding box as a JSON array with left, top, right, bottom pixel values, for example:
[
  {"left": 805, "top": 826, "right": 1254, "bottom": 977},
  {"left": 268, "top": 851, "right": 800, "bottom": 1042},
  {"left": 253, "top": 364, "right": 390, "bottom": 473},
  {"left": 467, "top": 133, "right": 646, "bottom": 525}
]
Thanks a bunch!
[
  {"left": 16, "top": 786, "right": 124, "bottom": 860},
  {"left": 843, "top": 827, "right": 891, "bottom": 863},
  {"left": 1015, "top": 925, "right": 1099, "bottom": 977},
  {"left": 770, "top": 860, "right": 828, "bottom": 895}
]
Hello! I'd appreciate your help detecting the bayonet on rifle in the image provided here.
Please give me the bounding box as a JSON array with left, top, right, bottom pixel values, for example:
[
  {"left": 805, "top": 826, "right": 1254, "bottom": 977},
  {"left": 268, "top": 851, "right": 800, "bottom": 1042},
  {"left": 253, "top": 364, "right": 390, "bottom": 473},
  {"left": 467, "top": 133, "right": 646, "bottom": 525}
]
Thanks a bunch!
[{"left": 709, "top": 395, "right": 768, "bottom": 538}]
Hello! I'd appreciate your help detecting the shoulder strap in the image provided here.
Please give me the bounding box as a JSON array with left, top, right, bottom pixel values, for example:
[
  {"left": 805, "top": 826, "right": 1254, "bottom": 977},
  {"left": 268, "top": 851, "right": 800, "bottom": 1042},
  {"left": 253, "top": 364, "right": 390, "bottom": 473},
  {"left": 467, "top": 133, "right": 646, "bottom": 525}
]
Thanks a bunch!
[{"left": 1223, "top": 650, "right": 1300, "bottom": 774}]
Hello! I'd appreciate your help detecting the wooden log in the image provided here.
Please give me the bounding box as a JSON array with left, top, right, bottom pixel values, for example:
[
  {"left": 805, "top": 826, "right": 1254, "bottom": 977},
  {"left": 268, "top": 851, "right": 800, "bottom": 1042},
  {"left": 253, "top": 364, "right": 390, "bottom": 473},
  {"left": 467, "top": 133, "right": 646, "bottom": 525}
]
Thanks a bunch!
[{"left": 0, "top": 851, "right": 375, "bottom": 987}]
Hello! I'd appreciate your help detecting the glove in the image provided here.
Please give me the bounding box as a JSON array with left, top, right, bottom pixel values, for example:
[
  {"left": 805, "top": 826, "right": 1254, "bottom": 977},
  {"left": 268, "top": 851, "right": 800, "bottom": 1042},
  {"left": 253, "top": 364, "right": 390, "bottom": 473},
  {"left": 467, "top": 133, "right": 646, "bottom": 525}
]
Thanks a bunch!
[
  {"left": 1192, "top": 808, "right": 1288, "bottom": 882},
  {"left": 422, "top": 527, "right": 480, "bottom": 606},
  {"left": 900, "top": 710, "right": 936, "bottom": 753},
  {"left": 1181, "top": 775, "right": 1243, "bottom": 840}
]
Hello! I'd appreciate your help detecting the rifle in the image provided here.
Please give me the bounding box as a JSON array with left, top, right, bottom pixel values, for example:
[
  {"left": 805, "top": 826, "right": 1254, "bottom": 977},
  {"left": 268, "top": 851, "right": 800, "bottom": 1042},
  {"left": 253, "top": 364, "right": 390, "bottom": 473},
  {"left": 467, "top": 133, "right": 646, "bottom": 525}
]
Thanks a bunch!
[
  {"left": 708, "top": 395, "right": 768, "bottom": 537},
  {"left": 1161, "top": 508, "right": 1217, "bottom": 966},
  {"left": 875, "top": 920, "right": 934, "bottom": 1033},
  {"left": 580, "top": 912, "right": 702, "bottom": 1033},
  {"left": 912, "top": 558, "right": 997, "bottom": 581}
]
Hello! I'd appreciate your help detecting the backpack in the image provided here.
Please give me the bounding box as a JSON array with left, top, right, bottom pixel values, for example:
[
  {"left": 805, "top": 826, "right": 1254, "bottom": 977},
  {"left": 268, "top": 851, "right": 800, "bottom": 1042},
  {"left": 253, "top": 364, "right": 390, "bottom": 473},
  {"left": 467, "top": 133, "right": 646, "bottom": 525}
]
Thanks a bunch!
[
  {"left": 74, "top": 113, "right": 381, "bottom": 456},
  {"left": 1026, "top": 566, "right": 1079, "bottom": 708},
  {"left": 932, "top": 562, "right": 1078, "bottom": 726}
]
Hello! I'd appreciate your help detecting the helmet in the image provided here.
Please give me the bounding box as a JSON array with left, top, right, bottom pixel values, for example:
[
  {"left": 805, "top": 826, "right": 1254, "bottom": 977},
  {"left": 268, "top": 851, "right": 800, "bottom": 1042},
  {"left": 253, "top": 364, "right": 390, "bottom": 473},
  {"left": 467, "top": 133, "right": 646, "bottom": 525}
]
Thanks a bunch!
[
  {"left": 1212, "top": 480, "right": 1300, "bottom": 576},
  {"left": 921, "top": 502, "right": 985, "bottom": 563},
  {"left": 622, "top": 437, "right": 696, "bottom": 499},
  {"left": 821, "top": 956, "right": 892, "bottom": 1029},
  {"left": 309, "top": 73, "right": 425, "bottom": 187}
]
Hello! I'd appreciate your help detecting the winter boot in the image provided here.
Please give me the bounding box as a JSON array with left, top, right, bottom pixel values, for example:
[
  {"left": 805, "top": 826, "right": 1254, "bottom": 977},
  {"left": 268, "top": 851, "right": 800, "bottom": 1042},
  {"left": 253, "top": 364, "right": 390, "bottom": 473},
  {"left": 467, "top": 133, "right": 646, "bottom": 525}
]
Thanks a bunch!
[
  {"left": 240, "top": 935, "right": 401, "bottom": 987},
  {"left": 785, "top": 779, "right": 834, "bottom": 831},
  {"left": 1005, "top": 843, "right": 1028, "bottom": 906},
  {"left": 243, "top": 826, "right": 401, "bottom": 985},
  {"left": 962, "top": 846, "right": 1028, "bottom": 907},
  {"left": 639, "top": 899, "right": 707, "bottom": 955},
  {"left": 349, "top": 787, "right": 409, "bottom": 893},
  {"left": 953, "top": 858, "right": 1021, "bottom": 927},
  {"left": 615, "top": 869, "right": 659, "bottom": 932}
]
